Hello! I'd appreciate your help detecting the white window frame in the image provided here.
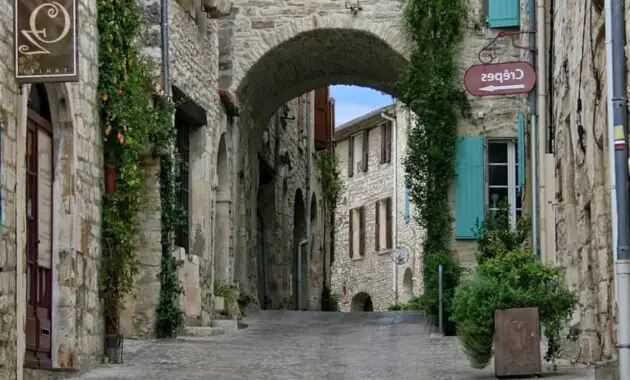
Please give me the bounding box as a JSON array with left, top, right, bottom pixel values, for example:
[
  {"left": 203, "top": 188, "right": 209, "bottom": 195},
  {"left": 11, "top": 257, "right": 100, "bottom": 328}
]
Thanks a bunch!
[
  {"left": 486, "top": 139, "right": 521, "bottom": 229},
  {"left": 352, "top": 132, "right": 364, "bottom": 172}
]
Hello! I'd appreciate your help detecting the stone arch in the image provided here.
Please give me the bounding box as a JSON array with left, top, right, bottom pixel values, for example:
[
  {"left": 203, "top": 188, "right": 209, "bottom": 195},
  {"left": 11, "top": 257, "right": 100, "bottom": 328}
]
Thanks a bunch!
[
  {"left": 234, "top": 24, "right": 409, "bottom": 129},
  {"left": 401, "top": 268, "right": 414, "bottom": 303},
  {"left": 214, "top": 133, "right": 231, "bottom": 284},
  {"left": 351, "top": 292, "right": 374, "bottom": 312},
  {"left": 292, "top": 188, "right": 307, "bottom": 310},
  {"left": 23, "top": 82, "right": 76, "bottom": 368}
]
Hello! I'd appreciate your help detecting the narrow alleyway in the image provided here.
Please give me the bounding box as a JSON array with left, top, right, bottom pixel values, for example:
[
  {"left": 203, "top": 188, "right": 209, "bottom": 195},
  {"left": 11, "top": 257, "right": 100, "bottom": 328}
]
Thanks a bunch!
[{"left": 74, "top": 311, "right": 591, "bottom": 380}]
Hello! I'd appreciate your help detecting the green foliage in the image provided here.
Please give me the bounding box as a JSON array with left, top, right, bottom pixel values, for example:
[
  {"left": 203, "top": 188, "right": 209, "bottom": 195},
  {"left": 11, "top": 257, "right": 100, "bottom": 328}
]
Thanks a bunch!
[
  {"left": 397, "top": 0, "right": 470, "bottom": 334},
  {"left": 321, "top": 285, "right": 341, "bottom": 312},
  {"left": 237, "top": 291, "right": 256, "bottom": 316},
  {"left": 215, "top": 283, "right": 240, "bottom": 315},
  {"left": 388, "top": 296, "right": 423, "bottom": 311},
  {"left": 97, "top": 0, "right": 183, "bottom": 338},
  {"left": 317, "top": 149, "right": 344, "bottom": 217},
  {"left": 474, "top": 200, "right": 531, "bottom": 264},
  {"left": 451, "top": 210, "right": 578, "bottom": 369}
]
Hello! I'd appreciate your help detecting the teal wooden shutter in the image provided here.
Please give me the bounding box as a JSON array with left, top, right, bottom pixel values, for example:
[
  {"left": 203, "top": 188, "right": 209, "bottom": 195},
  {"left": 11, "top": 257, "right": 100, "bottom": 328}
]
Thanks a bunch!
[
  {"left": 455, "top": 136, "right": 485, "bottom": 239},
  {"left": 517, "top": 112, "right": 526, "bottom": 191},
  {"left": 488, "top": 0, "right": 520, "bottom": 28}
]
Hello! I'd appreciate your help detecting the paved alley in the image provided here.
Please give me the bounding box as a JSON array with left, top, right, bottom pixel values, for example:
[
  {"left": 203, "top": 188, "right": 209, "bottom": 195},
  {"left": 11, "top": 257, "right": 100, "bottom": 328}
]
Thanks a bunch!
[{"left": 74, "top": 311, "right": 592, "bottom": 380}]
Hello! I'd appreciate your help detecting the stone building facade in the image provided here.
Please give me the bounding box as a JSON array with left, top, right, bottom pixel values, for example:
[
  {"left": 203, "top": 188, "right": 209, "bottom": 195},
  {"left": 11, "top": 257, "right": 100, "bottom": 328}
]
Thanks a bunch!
[
  {"left": 1, "top": 0, "right": 332, "bottom": 379},
  {"left": 539, "top": 0, "right": 621, "bottom": 364},
  {"left": 331, "top": 103, "right": 423, "bottom": 312}
]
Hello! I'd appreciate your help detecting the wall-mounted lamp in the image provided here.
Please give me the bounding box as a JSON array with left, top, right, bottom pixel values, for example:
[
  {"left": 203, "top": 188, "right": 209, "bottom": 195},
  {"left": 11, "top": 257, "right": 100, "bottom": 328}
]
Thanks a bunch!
[{"left": 345, "top": 0, "right": 362, "bottom": 15}]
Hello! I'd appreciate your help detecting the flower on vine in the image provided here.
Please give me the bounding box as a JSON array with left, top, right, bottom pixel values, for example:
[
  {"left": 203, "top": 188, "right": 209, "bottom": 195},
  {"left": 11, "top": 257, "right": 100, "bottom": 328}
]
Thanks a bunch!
[
  {"left": 117, "top": 131, "right": 125, "bottom": 144},
  {"left": 102, "top": 93, "right": 109, "bottom": 102}
]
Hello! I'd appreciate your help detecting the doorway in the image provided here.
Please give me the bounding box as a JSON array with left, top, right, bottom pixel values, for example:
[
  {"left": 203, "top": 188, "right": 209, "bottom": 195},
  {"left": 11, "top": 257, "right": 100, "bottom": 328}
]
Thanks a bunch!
[{"left": 24, "top": 84, "right": 54, "bottom": 368}]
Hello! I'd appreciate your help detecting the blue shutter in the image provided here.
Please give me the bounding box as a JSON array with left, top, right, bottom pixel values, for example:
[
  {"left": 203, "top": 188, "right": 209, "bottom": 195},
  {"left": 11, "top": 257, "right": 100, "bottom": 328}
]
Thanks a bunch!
[
  {"left": 404, "top": 180, "right": 411, "bottom": 224},
  {"left": 488, "top": 0, "right": 520, "bottom": 28},
  {"left": 517, "top": 112, "right": 526, "bottom": 191},
  {"left": 455, "top": 136, "right": 485, "bottom": 239}
]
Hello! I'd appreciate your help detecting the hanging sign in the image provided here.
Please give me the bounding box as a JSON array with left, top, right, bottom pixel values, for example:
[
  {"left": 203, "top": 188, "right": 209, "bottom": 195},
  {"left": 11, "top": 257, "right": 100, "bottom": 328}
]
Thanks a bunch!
[
  {"left": 464, "top": 61, "right": 536, "bottom": 97},
  {"left": 14, "top": 0, "right": 79, "bottom": 83}
]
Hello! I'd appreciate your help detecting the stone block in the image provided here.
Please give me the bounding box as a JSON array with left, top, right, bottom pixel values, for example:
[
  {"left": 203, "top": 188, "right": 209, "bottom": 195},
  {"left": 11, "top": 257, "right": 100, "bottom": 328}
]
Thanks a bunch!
[
  {"left": 494, "top": 307, "right": 542, "bottom": 378},
  {"left": 595, "top": 360, "right": 619, "bottom": 380}
]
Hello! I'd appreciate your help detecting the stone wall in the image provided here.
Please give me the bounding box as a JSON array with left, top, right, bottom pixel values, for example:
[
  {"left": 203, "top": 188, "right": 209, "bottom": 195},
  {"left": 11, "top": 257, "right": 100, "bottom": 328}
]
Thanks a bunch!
[
  {"left": 234, "top": 92, "right": 328, "bottom": 311},
  {"left": 550, "top": 0, "right": 615, "bottom": 363},
  {"left": 0, "top": 0, "right": 104, "bottom": 377}
]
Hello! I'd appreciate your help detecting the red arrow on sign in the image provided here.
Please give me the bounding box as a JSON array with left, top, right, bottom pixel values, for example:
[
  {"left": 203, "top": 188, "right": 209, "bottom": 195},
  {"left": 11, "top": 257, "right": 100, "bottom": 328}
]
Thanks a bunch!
[{"left": 464, "top": 61, "right": 536, "bottom": 97}]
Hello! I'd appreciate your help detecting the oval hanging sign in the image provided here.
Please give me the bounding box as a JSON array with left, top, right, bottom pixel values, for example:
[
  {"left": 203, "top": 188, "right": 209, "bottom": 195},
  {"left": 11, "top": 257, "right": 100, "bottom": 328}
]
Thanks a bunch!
[{"left": 464, "top": 61, "right": 536, "bottom": 97}]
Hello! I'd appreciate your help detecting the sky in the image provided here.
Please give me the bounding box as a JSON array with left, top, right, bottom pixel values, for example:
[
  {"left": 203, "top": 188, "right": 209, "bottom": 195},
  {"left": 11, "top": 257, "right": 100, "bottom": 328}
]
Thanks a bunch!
[{"left": 329, "top": 85, "right": 394, "bottom": 127}]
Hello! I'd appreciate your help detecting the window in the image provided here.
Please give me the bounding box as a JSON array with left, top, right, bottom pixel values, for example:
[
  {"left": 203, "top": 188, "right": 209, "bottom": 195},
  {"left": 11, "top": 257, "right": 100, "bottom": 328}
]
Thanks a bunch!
[
  {"left": 347, "top": 131, "right": 369, "bottom": 177},
  {"left": 455, "top": 122, "right": 526, "bottom": 239},
  {"left": 348, "top": 206, "right": 365, "bottom": 259},
  {"left": 380, "top": 122, "right": 392, "bottom": 164},
  {"left": 487, "top": 140, "right": 522, "bottom": 228},
  {"left": 485, "top": 0, "right": 520, "bottom": 29},
  {"left": 175, "top": 121, "right": 190, "bottom": 252},
  {"left": 375, "top": 197, "right": 393, "bottom": 251}
]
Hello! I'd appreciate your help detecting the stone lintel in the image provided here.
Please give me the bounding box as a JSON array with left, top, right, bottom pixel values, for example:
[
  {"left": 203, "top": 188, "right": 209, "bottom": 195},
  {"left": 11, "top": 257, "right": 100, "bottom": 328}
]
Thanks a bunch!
[{"left": 201, "top": 0, "right": 233, "bottom": 18}]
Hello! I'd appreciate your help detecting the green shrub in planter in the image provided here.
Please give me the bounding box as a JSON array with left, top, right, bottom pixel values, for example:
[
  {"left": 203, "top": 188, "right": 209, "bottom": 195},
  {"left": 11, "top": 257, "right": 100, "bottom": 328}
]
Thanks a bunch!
[{"left": 451, "top": 248, "right": 578, "bottom": 369}]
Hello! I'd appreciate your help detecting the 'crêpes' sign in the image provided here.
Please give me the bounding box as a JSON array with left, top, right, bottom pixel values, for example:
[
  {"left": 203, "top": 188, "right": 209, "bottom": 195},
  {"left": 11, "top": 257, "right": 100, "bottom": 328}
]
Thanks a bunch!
[
  {"left": 14, "top": 0, "right": 79, "bottom": 83},
  {"left": 464, "top": 61, "right": 536, "bottom": 97}
]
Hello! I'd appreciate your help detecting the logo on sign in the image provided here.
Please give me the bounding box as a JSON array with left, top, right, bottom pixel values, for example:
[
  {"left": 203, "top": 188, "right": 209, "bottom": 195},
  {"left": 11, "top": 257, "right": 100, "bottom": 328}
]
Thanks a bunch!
[
  {"left": 19, "top": 2, "right": 72, "bottom": 56},
  {"left": 14, "top": 0, "right": 79, "bottom": 83}
]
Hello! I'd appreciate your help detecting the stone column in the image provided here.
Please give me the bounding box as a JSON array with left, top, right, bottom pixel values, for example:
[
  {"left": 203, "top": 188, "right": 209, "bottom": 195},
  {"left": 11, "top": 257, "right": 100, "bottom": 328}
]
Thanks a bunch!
[{"left": 120, "top": 153, "right": 162, "bottom": 338}]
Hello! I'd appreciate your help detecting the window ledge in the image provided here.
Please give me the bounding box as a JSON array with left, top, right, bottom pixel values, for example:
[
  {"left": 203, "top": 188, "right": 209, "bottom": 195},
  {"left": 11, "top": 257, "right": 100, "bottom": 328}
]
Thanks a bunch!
[
  {"left": 352, "top": 255, "right": 365, "bottom": 261},
  {"left": 377, "top": 249, "right": 392, "bottom": 256}
]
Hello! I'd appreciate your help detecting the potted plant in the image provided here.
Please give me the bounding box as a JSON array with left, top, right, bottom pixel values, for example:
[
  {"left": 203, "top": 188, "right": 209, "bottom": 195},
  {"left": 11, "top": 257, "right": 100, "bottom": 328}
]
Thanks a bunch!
[{"left": 451, "top": 203, "right": 578, "bottom": 377}]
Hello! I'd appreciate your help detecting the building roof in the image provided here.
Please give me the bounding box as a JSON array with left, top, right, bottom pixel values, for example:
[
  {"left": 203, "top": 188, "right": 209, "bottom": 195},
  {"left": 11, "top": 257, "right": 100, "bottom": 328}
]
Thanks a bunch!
[{"left": 333, "top": 104, "right": 395, "bottom": 141}]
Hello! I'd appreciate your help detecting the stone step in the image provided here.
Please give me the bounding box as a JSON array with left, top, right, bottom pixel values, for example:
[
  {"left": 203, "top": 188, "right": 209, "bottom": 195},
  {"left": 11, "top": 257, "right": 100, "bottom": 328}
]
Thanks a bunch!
[
  {"left": 212, "top": 318, "right": 238, "bottom": 331},
  {"left": 181, "top": 326, "right": 226, "bottom": 337}
]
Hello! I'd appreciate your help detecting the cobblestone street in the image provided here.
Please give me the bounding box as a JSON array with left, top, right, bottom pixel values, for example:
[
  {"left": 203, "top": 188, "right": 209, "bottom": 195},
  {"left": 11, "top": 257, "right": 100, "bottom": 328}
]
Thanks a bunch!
[{"left": 74, "top": 311, "right": 592, "bottom": 380}]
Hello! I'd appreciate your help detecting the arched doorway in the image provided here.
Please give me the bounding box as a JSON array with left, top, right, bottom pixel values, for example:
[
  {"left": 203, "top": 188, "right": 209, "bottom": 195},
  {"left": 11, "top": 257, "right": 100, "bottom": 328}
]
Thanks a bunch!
[
  {"left": 351, "top": 292, "right": 374, "bottom": 312},
  {"left": 401, "top": 268, "right": 414, "bottom": 304},
  {"left": 292, "top": 189, "right": 306, "bottom": 310},
  {"left": 25, "top": 84, "right": 54, "bottom": 367},
  {"left": 214, "top": 134, "right": 231, "bottom": 284}
]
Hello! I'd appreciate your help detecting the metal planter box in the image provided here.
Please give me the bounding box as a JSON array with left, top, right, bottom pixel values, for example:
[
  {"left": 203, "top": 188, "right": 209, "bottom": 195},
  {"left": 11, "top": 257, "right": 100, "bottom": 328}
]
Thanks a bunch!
[{"left": 494, "top": 307, "right": 542, "bottom": 378}]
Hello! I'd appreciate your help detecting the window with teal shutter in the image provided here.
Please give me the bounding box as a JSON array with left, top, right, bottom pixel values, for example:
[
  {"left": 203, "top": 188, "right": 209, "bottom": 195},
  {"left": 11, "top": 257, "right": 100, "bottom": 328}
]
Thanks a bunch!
[
  {"left": 455, "top": 136, "right": 485, "bottom": 239},
  {"left": 487, "top": 0, "right": 520, "bottom": 28},
  {"left": 517, "top": 112, "right": 526, "bottom": 192}
]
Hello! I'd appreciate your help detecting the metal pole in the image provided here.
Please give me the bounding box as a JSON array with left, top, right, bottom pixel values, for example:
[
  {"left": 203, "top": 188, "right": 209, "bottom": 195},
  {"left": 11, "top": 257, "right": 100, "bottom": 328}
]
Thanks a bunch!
[
  {"left": 438, "top": 264, "right": 443, "bottom": 335},
  {"left": 610, "top": 0, "right": 630, "bottom": 376}
]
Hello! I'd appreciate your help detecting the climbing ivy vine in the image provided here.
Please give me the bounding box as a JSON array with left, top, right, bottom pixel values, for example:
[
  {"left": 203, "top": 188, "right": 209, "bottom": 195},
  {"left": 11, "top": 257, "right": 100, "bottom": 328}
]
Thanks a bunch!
[
  {"left": 397, "top": 0, "right": 470, "bottom": 334},
  {"left": 97, "top": 0, "right": 184, "bottom": 342},
  {"left": 317, "top": 148, "right": 344, "bottom": 218}
]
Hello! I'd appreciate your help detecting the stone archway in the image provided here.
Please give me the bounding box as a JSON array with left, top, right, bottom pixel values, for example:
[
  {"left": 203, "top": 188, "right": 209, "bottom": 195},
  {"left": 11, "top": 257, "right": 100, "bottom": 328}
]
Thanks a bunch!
[
  {"left": 351, "top": 292, "right": 374, "bottom": 312},
  {"left": 293, "top": 189, "right": 307, "bottom": 310},
  {"left": 401, "top": 268, "right": 414, "bottom": 304},
  {"left": 214, "top": 134, "right": 231, "bottom": 284}
]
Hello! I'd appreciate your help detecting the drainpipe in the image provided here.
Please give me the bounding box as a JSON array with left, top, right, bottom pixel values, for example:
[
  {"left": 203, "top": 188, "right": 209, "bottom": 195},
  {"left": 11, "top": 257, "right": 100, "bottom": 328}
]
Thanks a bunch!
[
  {"left": 604, "top": 0, "right": 620, "bottom": 321},
  {"left": 535, "top": 0, "right": 547, "bottom": 263},
  {"left": 607, "top": 0, "right": 630, "bottom": 376},
  {"left": 527, "top": 0, "right": 538, "bottom": 257},
  {"left": 161, "top": 0, "right": 170, "bottom": 96},
  {"left": 381, "top": 109, "right": 397, "bottom": 300}
]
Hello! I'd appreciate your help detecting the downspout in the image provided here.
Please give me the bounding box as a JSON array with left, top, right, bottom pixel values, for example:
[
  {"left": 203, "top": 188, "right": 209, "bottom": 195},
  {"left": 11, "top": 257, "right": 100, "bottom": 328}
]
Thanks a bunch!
[
  {"left": 608, "top": 0, "right": 630, "bottom": 375},
  {"left": 381, "top": 109, "right": 397, "bottom": 300},
  {"left": 535, "top": 0, "right": 548, "bottom": 263},
  {"left": 527, "top": 0, "right": 538, "bottom": 257},
  {"left": 161, "top": 0, "right": 170, "bottom": 96},
  {"left": 604, "top": 0, "right": 620, "bottom": 320}
]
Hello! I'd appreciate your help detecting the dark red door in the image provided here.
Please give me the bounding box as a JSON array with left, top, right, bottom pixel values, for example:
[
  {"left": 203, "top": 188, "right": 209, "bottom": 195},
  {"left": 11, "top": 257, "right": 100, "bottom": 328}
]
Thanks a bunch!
[{"left": 24, "top": 110, "right": 53, "bottom": 368}]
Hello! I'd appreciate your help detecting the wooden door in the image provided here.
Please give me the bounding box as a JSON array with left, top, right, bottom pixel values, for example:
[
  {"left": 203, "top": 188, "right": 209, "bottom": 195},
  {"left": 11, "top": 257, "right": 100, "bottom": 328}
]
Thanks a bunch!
[{"left": 24, "top": 110, "right": 54, "bottom": 368}]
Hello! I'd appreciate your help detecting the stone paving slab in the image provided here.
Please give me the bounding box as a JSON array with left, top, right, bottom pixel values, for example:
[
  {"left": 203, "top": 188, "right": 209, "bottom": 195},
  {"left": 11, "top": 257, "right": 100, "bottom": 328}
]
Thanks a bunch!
[{"left": 73, "top": 311, "right": 594, "bottom": 380}]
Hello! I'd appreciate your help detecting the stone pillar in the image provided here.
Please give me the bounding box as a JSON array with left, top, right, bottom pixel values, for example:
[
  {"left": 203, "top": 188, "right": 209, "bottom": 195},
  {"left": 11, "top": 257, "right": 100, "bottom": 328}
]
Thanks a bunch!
[{"left": 120, "top": 154, "right": 162, "bottom": 338}]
